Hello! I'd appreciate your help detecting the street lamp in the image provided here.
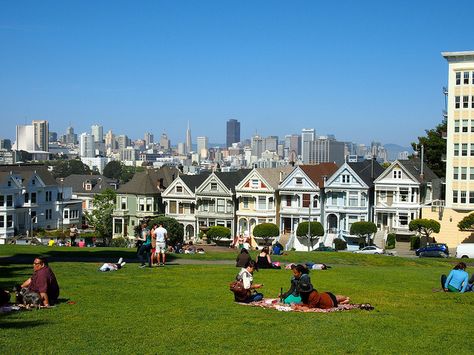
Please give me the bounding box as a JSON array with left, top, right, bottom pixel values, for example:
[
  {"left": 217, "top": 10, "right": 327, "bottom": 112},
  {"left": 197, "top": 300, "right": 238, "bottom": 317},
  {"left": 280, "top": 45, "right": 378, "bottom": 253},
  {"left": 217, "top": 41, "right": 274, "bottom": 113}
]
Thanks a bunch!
[{"left": 59, "top": 178, "right": 64, "bottom": 234}]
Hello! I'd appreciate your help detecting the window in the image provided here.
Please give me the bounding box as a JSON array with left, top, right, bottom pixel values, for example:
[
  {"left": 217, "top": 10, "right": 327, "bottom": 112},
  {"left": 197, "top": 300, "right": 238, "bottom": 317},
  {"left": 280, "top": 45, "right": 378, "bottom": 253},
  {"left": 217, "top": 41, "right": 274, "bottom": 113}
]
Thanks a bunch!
[
  {"left": 176, "top": 186, "right": 183, "bottom": 193},
  {"left": 63, "top": 209, "right": 69, "bottom": 219},
  {"left": 209, "top": 200, "right": 215, "bottom": 212},
  {"left": 348, "top": 215, "right": 358, "bottom": 231},
  {"left": 461, "top": 191, "right": 467, "bottom": 203},
  {"left": 7, "top": 180, "right": 11, "bottom": 187},
  {"left": 295, "top": 177, "right": 303, "bottom": 185},
  {"left": 251, "top": 179, "right": 259, "bottom": 188},
  {"left": 70, "top": 210, "right": 79, "bottom": 219},
  {"left": 269, "top": 197, "right": 274, "bottom": 210},
  {"left": 453, "top": 190, "right": 458, "bottom": 203},
  {"left": 393, "top": 170, "right": 402, "bottom": 179},
  {"left": 471, "top": 120, "right": 474, "bottom": 133},
  {"left": 462, "top": 143, "right": 468, "bottom": 156},
  {"left": 45, "top": 191, "right": 52, "bottom": 202},
  {"left": 31, "top": 193, "right": 36, "bottom": 204},
  {"left": 243, "top": 197, "right": 249, "bottom": 208},
  {"left": 24, "top": 193, "right": 29, "bottom": 203},
  {"left": 190, "top": 204, "right": 195, "bottom": 214},
  {"left": 138, "top": 198, "right": 145, "bottom": 211},
  {"left": 286, "top": 195, "right": 292, "bottom": 207},
  {"left": 146, "top": 198, "right": 153, "bottom": 212},
  {"left": 227, "top": 200, "right": 232, "bottom": 212},
  {"left": 471, "top": 144, "right": 474, "bottom": 157},
  {"left": 361, "top": 193, "right": 367, "bottom": 207},
  {"left": 454, "top": 120, "right": 460, "bottom": 133},
  {"left": 399, "top": 188, "right": 409, "bottom": 202},
  {"left": 455, "top": 96, "right": 460, "bottom": 109},
  {"left": 472, "top": 71, "right": 474, "bottom": 84},
  {"left": 7, "top": 215, "right": 13, "bottom": 228},
  {"left": 463, "top": 96, "right": 469, "bottom": 108},
  {"left": 85, "top": 183, "right": 92, "bottom": 191},
  {"left": 462, "top": 119, "right": 469, "bottom": 132},
  {"left": 398, "top": 213, "right": 408, "bottom": 226},
  {"left": 178, "top": 203, "right": 184, "bottom": 214},
  {"left": 464, "top": 71, "right": 469, "bottom": 84},
  {"left": 379, "top": 191, "right": 387, "bottom": 202},
  {"left": 201, "top": 200, "right": 208, "bottom": 212},
  {"left": 121, "top": 197, "right": 127, "bottom": 210},
  {"left": 471, "top": 168, "right": 474, "bottom": 180},
  {"left": 6, "top": 195, "right": 12, "bottom": 207},
  {"left": 258, "top": 196, "right": 266, "bottom": 210},
  {"left": 169, "top": 201, "right": 177, "bottom": 214},
  {"left": 461, "top": 167, "right": 467, "bottom": 180},
  {"left": 454, "top": 143, "right": 459, "bottom": 156},
  {"left": 453, "top": 167, "right": 459, "bottom": 180},
  {"left": 0, "top": 196, "right": 3, "bottom": 206},
  {"left": 313, "top": 196, "right": 318, "bottom": 208},
  {"left": 342, "top": 174, "right": 350, "bottom": 183},
  {"left": 217, "top": 199, "right": 225, "bottom": 213},
  {"left": 349, "top": 192, "right": 358, "bottom": 207},
  {"left": 302, "top": 194, "right": 310, "bottom": 208},
  {"left": 45, "top": 209, "right": 52, "bottom": 220},
  {"left": 32, "top": 178, "right": 35, "bottom": 185},
  {"left": 0, "top": 215, "right": 3, "bottom": 228},
  {"left": 470, "top": 192, "right": 474, "bottom": 204},
  {"left": 456, "top": 72, "right": 461, "bottom": 85},
  {"left": 210, "top": 182, "right": 218, "bottom": 191},
  {"left": 472, "top": 96, "right": 474, "bottom": 109}
]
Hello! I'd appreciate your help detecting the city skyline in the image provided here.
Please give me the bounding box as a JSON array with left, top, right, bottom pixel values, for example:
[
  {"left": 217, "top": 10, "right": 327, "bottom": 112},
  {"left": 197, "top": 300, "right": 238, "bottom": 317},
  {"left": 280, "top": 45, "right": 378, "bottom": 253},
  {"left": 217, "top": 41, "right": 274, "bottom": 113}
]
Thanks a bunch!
[{"left": 1, "top": 1, "right": 473, "bottom": 145}]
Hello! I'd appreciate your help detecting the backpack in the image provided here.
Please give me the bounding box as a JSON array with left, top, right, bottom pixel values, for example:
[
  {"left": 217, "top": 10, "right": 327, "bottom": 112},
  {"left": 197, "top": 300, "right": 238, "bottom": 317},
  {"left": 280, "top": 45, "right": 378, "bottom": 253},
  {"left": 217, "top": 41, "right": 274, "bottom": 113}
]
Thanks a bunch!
[{"left": 229, "top": 279, "right": 250, "bottom": 301}]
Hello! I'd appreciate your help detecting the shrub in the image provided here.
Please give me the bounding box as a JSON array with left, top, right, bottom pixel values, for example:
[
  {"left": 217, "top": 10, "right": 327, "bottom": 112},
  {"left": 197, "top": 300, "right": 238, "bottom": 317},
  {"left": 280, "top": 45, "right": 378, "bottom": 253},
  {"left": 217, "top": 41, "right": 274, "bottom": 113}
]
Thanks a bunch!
[
  {"left": 253, "top": 223, "right": 279, "bottom": 245},
  {"left": 410, "top": 235, "right": 420, "bottom": 250},
  {"left": 350, "top": 222, "right": 377, "bottom": 246},
  {"left": 148, "top": 216, "right": 184, "bottom": 246},
  {"left": 110, "top": 237, "right": 129, "bottom": 248},
  {"left": 386, "top": 233, "right": 396, "bottom": 249},
  {"left": 206, "top": 226, "right": 231, "bottom": 242},
  {"left": 333, "top": 238, "right": 347, "bottom": 251}
]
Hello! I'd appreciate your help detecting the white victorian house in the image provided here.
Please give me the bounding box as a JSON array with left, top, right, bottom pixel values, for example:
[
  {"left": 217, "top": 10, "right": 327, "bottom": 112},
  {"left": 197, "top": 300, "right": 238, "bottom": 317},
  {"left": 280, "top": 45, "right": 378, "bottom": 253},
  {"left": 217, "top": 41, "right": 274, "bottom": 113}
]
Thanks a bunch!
[
  {"left": 324, "top": 160, "right": 384, "bottom": 233},
  {"left": 278, "top": 163, "right": 338, "bottom": 249},
  {"left": 235, "top": 167, "right": 293, "bottom": 242},
  {"left": 162, "top": 173, "right": 209, "bottom": 241},
  {"left": 374, "top": 159, "right": 440, "bottom": 235},
  {"left": 195, "top": 170, "right": 250, "bottom": 235}
]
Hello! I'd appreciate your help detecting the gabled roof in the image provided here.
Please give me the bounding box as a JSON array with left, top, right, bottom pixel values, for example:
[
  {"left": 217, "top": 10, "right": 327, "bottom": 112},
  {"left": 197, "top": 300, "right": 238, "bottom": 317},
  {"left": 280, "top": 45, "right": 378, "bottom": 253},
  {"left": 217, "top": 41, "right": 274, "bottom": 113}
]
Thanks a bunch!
[
  {"left": 117, "top": 167, "right": 180, "bottom": 195},
  {"left": 255, "top": 167, "right": 294, "bottom": 189},
  {"left": 348, "top": 160, "right": 385, "bottom": 188},
  {"left": 0, "top": 164, "right": 57, "bottom": 186},
  {"left": 179, "top": 173, "right": 211, "bottom": 192},
  {"left": 398, "top": 159, "right": 439, "bottom": 183},
  {"left": 300, "top": 163, "right": 338, "bottom": 188},
  {"left": 214, "top": 169, "right": 252, "bottom": 193},
  {"left": 59, "top": 174, "right": 119, "bottom": 194}
]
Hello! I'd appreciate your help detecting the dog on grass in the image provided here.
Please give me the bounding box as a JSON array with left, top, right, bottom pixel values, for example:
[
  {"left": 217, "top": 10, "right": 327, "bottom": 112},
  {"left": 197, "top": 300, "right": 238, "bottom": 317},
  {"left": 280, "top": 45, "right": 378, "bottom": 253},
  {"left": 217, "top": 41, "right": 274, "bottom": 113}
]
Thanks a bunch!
[{"left": 14, "top": 285, "right": 41, "bottom": 308}]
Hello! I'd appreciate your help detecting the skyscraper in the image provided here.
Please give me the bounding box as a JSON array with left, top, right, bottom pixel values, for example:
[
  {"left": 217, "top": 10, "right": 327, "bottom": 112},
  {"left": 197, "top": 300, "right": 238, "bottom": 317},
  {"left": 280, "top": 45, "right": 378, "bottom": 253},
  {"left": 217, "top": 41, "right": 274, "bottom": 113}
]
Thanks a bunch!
[
  {"left": 144, "top": 132, "right": 154, "bottom": 146},
  {"left": 32, "top": 120, "right": 49, "bottom": 151},
  {"left": 226, "top": 119, "right": 240, "bottom": 148},
  {"left": 91, "top": 124, "right": 104, "bottom": 143},
  {"left": 197, "top": 136, "right": 209, "bottom": 159},
  {"left": 80, "top": 133, "right": 95, "bottom": 158},
  {"left": 105, "top": 130, "right": 115, "bottom": 150},
  {"left": 160, "top": 133, "right": 170, "bottom": 151},
  {"left": 301, "top": 128, "right": 315, "bottom": 163},
  {"left": 186, "top": 121, "right": 192, "bottom": 154}
]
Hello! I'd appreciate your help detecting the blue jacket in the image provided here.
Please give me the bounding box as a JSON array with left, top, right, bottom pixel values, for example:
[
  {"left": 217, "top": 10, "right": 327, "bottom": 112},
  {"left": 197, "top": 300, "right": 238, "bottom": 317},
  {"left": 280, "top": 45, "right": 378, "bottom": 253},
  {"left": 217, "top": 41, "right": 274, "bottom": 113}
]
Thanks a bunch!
[{"left": 445, "top": 269, "right": 469, "bottom": 293}]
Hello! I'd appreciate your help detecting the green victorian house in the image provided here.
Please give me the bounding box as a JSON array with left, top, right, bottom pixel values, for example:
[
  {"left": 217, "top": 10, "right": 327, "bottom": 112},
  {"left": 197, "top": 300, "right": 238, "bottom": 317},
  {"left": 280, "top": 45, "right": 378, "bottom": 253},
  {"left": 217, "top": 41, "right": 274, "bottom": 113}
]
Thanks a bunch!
[{"left": 112, "top": 167, "right": 179, "bottom": 238}]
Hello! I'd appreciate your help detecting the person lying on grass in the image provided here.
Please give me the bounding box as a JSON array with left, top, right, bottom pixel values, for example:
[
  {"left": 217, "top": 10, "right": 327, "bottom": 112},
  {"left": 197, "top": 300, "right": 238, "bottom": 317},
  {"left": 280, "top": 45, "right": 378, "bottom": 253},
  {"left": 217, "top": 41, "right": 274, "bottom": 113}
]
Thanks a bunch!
[
  {"left": 441, "top": 262, "right": 469, "bottom": 293},
  {"left": 99, "top": 258, "right": 126, "bottom": 272},
  {"left": 21, "top": 256, "right": 59, "bottom": 307},
  {"left": 279, "top": 264, "right": 349, "bottom": 309}
]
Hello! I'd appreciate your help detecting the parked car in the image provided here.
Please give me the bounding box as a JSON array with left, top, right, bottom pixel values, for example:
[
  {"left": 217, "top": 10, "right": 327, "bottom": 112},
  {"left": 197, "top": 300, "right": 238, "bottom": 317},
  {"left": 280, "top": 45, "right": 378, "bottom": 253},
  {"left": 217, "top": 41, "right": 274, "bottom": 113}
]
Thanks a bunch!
[
  {"left": 353, "top": 246, "right": 384, "bottom": 254},
  {"left": 314, "top": 246, "right": 336, "bottom": 252},
  {"left": 415, "top": 243, "right": 449, "bottom": 258},
  {"left": 456, "top": 243, "right": 474, "bottom": 259}
]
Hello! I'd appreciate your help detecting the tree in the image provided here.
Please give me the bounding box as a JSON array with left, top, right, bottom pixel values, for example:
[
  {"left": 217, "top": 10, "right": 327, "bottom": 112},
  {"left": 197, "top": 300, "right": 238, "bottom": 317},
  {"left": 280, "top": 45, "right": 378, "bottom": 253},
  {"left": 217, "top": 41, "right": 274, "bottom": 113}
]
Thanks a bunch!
[
  {"left": 103, "top": 161, "right": 122, "bottom": 180},
  {"left": 350, "top": 221, "right": 377, "bottom": 247},
  {"left": 458, "top": 213, "right": 474, "bottom": 231},
  {"left": 409, "top": 219, "right": 441, "bottom": 247},
  {"left": 206, "top": 226, "right": 231, "bottom": 242},
  {"left": 252, "top": 223, "right": 279, "bottom": 246},
  {"left": 52, "top": 159, "right": 92, "bottom": 178},
  {"left": 411, "top": 119, "right": 447, "bottom": 178},
  {"left": 85, "top": 189, "right": 116, "bottom": 246},
  {"left": 296, "top": 221, "right": 324, "bottom": 251},
  {"left": 148, "top": 216, "right": 184, "bottom": 247}
]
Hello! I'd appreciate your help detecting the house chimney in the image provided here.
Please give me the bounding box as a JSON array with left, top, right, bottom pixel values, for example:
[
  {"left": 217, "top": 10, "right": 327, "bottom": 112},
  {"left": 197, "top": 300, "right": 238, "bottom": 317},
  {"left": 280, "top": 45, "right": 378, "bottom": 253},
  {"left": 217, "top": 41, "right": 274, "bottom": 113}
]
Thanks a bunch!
[{"left": 279, "top": 171, "right": 284, "bottom": 182}]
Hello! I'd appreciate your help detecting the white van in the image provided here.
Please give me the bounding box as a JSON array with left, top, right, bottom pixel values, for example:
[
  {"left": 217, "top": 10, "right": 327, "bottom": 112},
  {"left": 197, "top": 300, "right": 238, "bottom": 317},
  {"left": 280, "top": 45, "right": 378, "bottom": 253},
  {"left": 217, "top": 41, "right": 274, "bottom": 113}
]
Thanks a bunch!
[{"left": 456, "top": 243, "right": 474, "bottom": 259}]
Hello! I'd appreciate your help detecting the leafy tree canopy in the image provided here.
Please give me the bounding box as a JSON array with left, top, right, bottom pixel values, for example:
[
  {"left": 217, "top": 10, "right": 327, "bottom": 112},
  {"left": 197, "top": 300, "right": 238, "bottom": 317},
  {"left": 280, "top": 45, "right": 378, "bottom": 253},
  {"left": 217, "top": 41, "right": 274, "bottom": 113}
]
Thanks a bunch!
[
  {"left": 85, "top": 189, "right": 116, "bottom": 245},
  {"left": 350, "top": 221, "right": 377, "bottom": 246},
  {"left": 206, "top": 226, "right": 231, "bottom": 241},
  {"left": 103, "top": 161, "right": 137, "bottom": 184},
  {"left": 458, "top": 213, "right": 474, "bottom": 231},
  {"left": 411, "top": 119, "right": 446, "bottom": 178},
  {"left": 408, "top": 219, "right": 441, "bottom": 237},
  {"left": 52, "top": 159, "right": 92, "bottom": 178},
  {"left": 296, "top": 221, "right": 324, "bottom": 237},
  {"left": 148, "top": 216, "right": 184, "bottom": 246},
  {"left": 253, "top": 223, "right": 279, "bottom": 238}
]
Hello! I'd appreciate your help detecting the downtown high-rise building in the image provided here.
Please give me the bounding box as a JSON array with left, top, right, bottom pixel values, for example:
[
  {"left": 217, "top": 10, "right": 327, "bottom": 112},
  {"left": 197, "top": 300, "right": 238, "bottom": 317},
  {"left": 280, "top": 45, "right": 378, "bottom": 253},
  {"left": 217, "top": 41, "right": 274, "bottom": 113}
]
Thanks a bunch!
[
  {"left": 264, "top": 136, "right": 278, "bottom": 152},
  {"left": 197, "top": 136, "right": 208, "bottom": 159},
  {"left": 284, "top": 134, "right": 301, "bottom": 160},
  {"left": 144, "top": 132, "right": 154, "bottom": 146},
  {"left": 301, "top": 128, "right": 315, "bottom": 163},
  {"left": 14, "top": 120, "right": 49, "bottom": 152},
  {"left": 80, "top": 132, "right": 95, "bottom": 158},
  {"left": 226, "top": 119, "right": 240, "bottom": 148},
  {"left": 91, "top": 124, "right": 104, "bottom": 143},
  {"left": 185, "top": 121, "right": 192, "bottom": 154},
  {"left": 105, "top": 129, "right": 115, "bottom": 150},
  {"left": 33, "top": 120, "right": 49, "bottom": 151},
  {"left": 160, "top": 133, "right": 170, "bottom": 151}
]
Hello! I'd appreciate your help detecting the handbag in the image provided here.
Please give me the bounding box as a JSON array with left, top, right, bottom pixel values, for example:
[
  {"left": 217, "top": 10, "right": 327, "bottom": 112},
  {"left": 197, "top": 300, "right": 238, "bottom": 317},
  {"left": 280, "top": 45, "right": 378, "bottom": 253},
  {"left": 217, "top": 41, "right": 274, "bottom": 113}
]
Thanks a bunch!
[{"left": 229, "top": 280, "right": 250, "bottom": 301}]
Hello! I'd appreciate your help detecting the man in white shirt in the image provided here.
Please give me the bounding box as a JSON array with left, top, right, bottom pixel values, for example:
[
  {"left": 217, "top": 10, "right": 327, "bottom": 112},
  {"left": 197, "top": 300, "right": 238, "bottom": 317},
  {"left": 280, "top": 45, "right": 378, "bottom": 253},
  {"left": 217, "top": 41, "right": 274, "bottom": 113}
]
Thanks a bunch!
[{"left": 154, "top": 223, "right": 168, "bottom": 266}]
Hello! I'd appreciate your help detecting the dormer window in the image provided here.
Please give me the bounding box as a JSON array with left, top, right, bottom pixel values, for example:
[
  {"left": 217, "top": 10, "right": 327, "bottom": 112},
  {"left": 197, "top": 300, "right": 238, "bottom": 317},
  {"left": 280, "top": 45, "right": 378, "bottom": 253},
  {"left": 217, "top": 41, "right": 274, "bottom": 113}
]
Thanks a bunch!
[
  {"left": 176, "top": 186, "right": 183, "bottom": 193},
  {"left": 7, "top": 180, "right": 11, "bottom": 187},
  {"left": 251, "top": 179, "right": 259, "bottom": 188},
  {"left": 342, "top": 174, "right": 350, "bottom": 183},
  {"left": 393, "top": 170, "right": 402, "bottom": 179},
  {"left": 85, "top": 183, "right": 92, "bottom": 191},
  {"left": 32, "top": 178, "right": 35, "bottom": 185},
  {"left": 295, "top": 177, "right": 303, "bottom": 185},
  {"left": 210, "top": 182, "right": 218, "bottom": 191}
]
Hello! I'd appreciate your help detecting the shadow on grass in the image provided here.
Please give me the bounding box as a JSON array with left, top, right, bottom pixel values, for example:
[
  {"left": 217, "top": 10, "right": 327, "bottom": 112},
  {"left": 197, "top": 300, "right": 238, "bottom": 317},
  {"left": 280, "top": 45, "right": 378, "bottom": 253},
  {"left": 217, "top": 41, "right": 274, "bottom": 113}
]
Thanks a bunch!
[{"left": 0, "top": 319, "right": 46, "bottom": 329}]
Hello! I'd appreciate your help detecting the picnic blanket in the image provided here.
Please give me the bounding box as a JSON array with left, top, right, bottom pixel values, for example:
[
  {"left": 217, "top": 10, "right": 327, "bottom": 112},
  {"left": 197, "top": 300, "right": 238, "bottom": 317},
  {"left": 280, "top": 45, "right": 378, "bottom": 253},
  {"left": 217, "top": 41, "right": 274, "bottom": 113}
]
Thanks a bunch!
[{"left": 238, "top": 298, "right": 374, "bottom": 312}]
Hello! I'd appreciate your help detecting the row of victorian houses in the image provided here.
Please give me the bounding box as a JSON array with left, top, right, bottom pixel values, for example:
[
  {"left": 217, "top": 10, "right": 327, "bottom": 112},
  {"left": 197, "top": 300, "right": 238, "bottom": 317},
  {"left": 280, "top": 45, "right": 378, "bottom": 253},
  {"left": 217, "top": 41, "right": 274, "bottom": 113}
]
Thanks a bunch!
[{"left": 111, "top": 159, "right": 441, "bottom": 250}]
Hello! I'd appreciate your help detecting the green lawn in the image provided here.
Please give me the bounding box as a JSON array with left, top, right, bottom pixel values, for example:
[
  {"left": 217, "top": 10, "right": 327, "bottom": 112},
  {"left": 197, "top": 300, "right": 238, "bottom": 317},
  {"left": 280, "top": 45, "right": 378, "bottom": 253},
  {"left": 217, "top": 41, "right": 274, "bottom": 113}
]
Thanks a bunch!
[{"left": 0, "top": 246, "right": 472, "bottom": 354}]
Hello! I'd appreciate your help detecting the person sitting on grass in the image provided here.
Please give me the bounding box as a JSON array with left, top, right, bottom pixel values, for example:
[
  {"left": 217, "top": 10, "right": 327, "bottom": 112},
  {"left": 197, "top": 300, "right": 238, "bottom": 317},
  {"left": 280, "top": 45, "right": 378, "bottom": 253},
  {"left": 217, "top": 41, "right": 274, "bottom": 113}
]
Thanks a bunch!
[
  {"left": 235, "top": 260, "right": 263, "bottom": 303},
  {"left": 272, "top": 241, "right": 284, "bottom": 255},
  {"left": 442, "top": 262, "right": 469, "bottom": 293},
  {"left": 21, "top": 257, "right": 59, "bottom": 307},
  {"left": 256, "top": 246, "right": 281, "bottom": 269},
  {"left": 279, "top": 264, "right": 307, "bottom": 305},
  {"left": 236, "top": 247, "right": 252, "bottom": 268},
  {"left": 99, "top": 258, "right": 127, "bottom": 272}
]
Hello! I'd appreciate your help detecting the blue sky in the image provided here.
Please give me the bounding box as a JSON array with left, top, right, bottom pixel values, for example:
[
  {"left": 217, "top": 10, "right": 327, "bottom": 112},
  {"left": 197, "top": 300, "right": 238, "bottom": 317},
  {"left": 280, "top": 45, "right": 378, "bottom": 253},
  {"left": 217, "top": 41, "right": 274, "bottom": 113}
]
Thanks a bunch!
[{"left": 1, "top": 0, "right": 473, "bottom": 147}]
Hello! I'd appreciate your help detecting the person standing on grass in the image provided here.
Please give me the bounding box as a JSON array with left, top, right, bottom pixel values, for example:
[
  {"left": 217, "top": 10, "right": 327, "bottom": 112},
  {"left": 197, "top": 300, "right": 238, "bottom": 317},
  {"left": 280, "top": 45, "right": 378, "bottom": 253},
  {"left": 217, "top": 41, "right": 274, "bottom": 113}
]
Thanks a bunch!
[
  {"left": 154, "top": 222, "right": 168, "bottom": 266},
  {"left": 137, "top": 223, "right": 152, "bottom": 268},
  {"left": 442, "top": 262, "right": 469, "bottom": 293},
  {"left": 21, "top": 257, "right": 59, "bottom": 307},
  {"left": 150, "top": 224, "right": 157, "bottom": 266}
]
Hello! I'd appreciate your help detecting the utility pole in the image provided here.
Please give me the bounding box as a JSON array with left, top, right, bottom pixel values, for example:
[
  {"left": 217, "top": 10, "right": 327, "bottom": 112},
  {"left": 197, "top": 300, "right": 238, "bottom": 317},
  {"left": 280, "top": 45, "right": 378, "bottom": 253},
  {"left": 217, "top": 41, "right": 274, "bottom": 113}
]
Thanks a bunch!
[{"left": 307, "top": 195, "right": 311, "bottom": 252}]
